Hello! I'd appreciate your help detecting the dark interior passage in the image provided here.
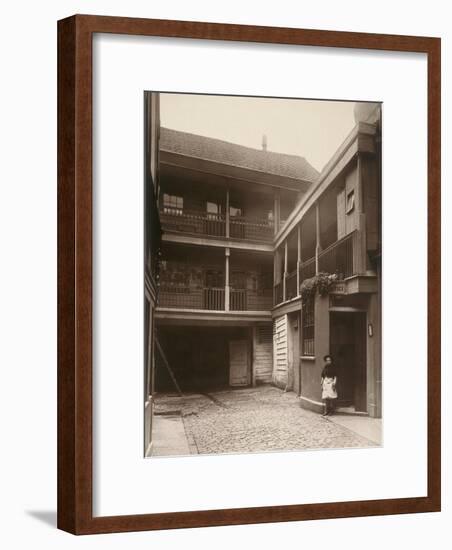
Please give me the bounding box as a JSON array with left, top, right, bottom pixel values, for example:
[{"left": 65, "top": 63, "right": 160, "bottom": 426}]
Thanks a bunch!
[
  {"left": 155, "top": 325, "right": 250, "bottom": 392},
  {"left": 329, "top": 312, "right": 367, "bottom": 412}
]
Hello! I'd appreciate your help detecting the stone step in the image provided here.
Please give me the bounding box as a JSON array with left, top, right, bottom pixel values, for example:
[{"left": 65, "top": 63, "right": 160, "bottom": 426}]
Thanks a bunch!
[{"left": 334, "top": 406, "right": 368, "bottom": 417}]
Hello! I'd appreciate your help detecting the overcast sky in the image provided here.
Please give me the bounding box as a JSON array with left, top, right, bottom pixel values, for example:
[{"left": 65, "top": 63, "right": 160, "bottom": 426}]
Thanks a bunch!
[{"left": 160, "top": 93, "right": 356, "bottom": 173}]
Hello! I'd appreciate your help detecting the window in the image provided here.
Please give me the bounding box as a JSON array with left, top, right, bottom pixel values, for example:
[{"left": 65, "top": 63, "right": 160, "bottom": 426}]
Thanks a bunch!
[
  {"left": 302, "top": 298, "right": 315, "bottom": 356},
  {"left": 231, "top": 271, "right": 246, "bottom": 289},
  {"left": 346, "top": 189, "right": 355, "bottom": 214},
  {"left": 205, "top": 269, "right": 224, "bottom": 288},
  {"left": 229, "top": 206, "right": 242, "bottom": 217},
  {"left": 206, "top": 201, "right": 222, "bottom": 219},
  {"left": 163, "top": 193, "right": 183, "bottom": 215}
]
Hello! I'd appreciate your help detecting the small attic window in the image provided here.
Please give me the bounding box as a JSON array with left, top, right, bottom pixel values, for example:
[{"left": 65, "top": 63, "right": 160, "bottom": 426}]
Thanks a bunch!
[{"left": 346, "top": 190, "right": 355, "bottom": 214}]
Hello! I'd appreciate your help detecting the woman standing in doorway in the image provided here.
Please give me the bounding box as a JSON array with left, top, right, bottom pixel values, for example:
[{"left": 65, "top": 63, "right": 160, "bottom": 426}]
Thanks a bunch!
[{"left": 321, "top": 355, "right": 337, "bottom": 416}]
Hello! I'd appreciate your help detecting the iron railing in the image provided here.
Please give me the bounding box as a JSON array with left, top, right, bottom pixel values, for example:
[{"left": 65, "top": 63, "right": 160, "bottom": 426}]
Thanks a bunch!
[{"left": 318, "top": 231, "right": 355, "bottom": 279}]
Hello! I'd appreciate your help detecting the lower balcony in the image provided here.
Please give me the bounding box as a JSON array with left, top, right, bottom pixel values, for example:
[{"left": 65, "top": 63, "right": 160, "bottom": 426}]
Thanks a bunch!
[{"left": 159, "top": 285, "right": 272, "bottom": 312}]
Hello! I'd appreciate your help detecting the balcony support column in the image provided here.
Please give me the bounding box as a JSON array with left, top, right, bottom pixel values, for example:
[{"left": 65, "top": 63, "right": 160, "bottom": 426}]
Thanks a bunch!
[
  {"left": 283, "top": 240, "right": 288, "bottom": 302},
  {"left": 274, "top": 191, "right": 280, "bottom": 235},
  {"left": 297, "top": 224, "right": 301, "bottom": 296},
  {"left": 355, "top": 155, "right": 368, "bottom": 275},
  {"left": 315, "top": 201, "right": 321, "bottom": 275},
  {"left": 225, "top": 247, "right": 230, "bottom": 311},
  {"left": 225, "top": 188, "right": 230, "bottom": 238}
]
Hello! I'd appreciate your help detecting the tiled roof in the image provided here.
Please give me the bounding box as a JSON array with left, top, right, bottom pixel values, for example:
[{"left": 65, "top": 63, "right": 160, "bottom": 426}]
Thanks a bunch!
[{"left": 160, "top": 127, "right": 319, "bottom": 184}]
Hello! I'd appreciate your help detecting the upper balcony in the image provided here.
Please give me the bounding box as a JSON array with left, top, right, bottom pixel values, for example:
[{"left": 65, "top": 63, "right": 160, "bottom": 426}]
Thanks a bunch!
[
  {"left": 159, "top": 207, "right": 283, "bottom": 245},
  {"left": 272, "top": 122, "right": 381, "bottom": 309},
  {"left": 273, "top": 230, "right": 360, "bottom": 306}
]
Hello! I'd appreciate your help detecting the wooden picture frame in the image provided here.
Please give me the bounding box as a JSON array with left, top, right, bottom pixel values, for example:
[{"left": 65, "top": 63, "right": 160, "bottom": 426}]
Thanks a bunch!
[{"left": 57, "top": 14, "right": 441, "bottom": 535}]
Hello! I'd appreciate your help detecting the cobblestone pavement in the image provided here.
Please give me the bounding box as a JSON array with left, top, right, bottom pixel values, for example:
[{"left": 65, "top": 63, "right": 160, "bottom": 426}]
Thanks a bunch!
[{"left": 154, "top": 385, "right": 377, "bottom": 455}]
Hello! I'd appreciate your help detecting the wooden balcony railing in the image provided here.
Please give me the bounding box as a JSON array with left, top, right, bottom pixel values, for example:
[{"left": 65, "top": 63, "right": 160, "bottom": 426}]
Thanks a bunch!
[
  {"left": 274, "top": 281, "right": 284, "bottom": 306},
  {"left": 285, "top": 269, "right": 298, "bottom": 301},
  {"left": 159, "top": 208, "right": 226, "bottom": 237},
  {"left": 299, "top": 257, "right": 316, "bottom": 284},
  {"left": 158, "top": 285, "right": 272, "bottom": 311},
  {"left": 160, "top": 208, "right": 274, "bottom": 242},
  {"left": 318, "top": 231, "right": 355, "bottom": 279},
  {"left": 230, "top": 288, "right": 247, "bottom": 311},
  {"left": 230, "top": 216, "right": 274, "bottom": 242},
  {"left": 203, "top": 287, "right": 225, "bottom": 310},
  {"left": 273, "top": 231, "right": 359, "bottom": 307}
]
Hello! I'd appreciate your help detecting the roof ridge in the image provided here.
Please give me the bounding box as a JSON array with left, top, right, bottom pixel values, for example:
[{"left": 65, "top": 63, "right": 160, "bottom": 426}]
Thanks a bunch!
[
  {"left": 160, "top": 126, "right": 312, "bottom": 162},
  {"left": 159, "top": 126, "right": 320, "bottom": 183}
]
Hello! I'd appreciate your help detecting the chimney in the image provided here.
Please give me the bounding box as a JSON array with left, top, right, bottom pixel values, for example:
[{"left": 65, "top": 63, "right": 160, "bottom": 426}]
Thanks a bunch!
[{"left": 262, "top": 134, "right": 267, "bottom": 152}]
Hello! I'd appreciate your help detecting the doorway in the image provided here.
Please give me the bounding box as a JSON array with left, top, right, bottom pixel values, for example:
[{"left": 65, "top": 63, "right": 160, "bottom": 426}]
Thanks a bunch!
[
  {"left": 329, "top": 311, "right": 367, "bottom": 412},
  {"left": 229, "top": 339, "right": 250, "bottom": 386}
]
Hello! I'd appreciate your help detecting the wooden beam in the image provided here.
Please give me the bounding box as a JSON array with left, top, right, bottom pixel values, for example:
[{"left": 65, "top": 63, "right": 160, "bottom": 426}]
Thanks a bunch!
[
  {"left": 162, "top": 232, "right": 273, "bottom": 253},
  {"left": 297, "top": 224, "right": 301, "bottom": 296},
  {"left": 225, "top": 188, "right": 230, "bottom": 238},
  {"left": 274, "top": 191, "right": 280, "bottom": 235},
  {"left": 283, "top": 240, "right": 288, "bottom": 301},
  {"left": 155, "top": 338, "right": 182, "bottom": 395},
  {"left": 315, "top": 201, "right": 321, "bottom": 275},
  {"left": 225, "top": 248, "right": 230, "bottom": 312}
]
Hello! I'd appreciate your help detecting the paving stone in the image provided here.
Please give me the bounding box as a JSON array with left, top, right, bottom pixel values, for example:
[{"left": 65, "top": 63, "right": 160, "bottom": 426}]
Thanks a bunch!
[{"left": 154, "top": 386, "right": 377, "bottom": 456}]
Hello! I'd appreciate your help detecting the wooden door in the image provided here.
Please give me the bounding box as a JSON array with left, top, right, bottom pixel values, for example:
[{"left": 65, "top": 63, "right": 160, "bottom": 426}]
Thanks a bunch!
[
  {"left": 353, "top": 313, "right": 367, "bottom": 412},
  {"left": 229, "top": 339, "right": 250, "bottom": 386},
  {"left": 330, "top": 312, "right": 367, "bottom": 411}
]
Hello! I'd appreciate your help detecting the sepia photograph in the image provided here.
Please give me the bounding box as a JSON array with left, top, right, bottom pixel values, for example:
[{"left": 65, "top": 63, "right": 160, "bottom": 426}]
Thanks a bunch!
[{"left": 144, "top": 92, "right": 382, "bottom": 458}]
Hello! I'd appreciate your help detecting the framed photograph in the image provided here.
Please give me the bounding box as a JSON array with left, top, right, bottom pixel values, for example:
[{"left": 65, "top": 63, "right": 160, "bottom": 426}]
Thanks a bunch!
[{"left": 57, "top": 15, "right": 441, "bottom": 535}]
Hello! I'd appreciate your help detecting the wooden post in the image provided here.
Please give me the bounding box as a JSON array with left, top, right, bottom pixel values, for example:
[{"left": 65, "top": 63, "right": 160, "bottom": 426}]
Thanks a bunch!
[
  {"left": 225, "top": 188, "right": 230, "bottom": 238},
  {"left": 355, "top": 155, "right": 368, "bottom": 275},
  {"left": 251, "top": 327, "right": 257, "bottom": 387},
  {"left": 273, "top": 247, "right": 279, "bottom": 305},
  {"left": 274, "top": 191, "right": 280, "bottom": 235},
  {"left": 315, "top": 201, "right": 321, "bottom": 275},
  {"left": 297, "top": 224, "right": 301, "bottom": 296},
  {"left": 283, "top": 240, "right": 288, "bottom": 301},
  {"left": 225, "top": 247, "right": 230, "bottom": 311}
]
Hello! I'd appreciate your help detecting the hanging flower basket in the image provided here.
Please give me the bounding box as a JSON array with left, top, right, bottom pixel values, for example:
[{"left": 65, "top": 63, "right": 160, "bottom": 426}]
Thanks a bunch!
[{"left": 300, "top": 272, "right": 338, "bottom": 305}]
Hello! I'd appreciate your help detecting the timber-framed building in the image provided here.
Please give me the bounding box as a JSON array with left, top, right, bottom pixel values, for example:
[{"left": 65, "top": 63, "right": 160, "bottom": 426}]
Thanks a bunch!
[{"left": 144, "top": 95, "right": 381, "bottom": 454}]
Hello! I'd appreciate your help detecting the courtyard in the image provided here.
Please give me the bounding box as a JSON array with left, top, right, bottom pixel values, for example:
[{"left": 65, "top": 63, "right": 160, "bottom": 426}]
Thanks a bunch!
[{"left": 150, "top": 385, "right": 381, "bottom": 457}]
